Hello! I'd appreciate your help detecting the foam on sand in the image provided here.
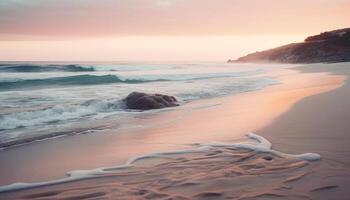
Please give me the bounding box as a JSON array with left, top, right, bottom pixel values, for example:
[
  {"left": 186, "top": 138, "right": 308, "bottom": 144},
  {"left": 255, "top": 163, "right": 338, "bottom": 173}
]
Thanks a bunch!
[
  {"left": 0, "top": 133, "right": 320, "bottom": 194},
  {"left": 203, "top": 133, "right": 320, "bottom": 161}
]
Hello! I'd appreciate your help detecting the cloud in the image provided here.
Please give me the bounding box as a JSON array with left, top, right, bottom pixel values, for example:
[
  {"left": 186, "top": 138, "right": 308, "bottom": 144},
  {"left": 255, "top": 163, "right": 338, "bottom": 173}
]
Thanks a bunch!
[{"left": 0, "top": 0, "right": 349, "bottom": 39}]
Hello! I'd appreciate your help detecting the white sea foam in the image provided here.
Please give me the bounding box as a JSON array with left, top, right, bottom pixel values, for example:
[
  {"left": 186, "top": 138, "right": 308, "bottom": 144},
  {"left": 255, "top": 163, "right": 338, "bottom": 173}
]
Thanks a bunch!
[
  {"left": 0, "top": 133, "right": 320, "bottom": 193},
  {"left": 0, "top": 99, "right": 123, "bottom": 130},
  {"left": 202, "top": 133, "right": 320, "bottom": 161},
  {"left": 0, "top": 78, "right": 276, "bottom": 130}
]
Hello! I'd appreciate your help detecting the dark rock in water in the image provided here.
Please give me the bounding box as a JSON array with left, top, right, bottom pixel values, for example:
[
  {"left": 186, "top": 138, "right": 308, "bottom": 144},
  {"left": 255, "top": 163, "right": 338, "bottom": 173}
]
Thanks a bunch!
[
  {"left": 125, "top": 92, "right": 179, "bottom": 110},
  {"left": 228, "top": 27, "right": 350, "bottom": 64}
]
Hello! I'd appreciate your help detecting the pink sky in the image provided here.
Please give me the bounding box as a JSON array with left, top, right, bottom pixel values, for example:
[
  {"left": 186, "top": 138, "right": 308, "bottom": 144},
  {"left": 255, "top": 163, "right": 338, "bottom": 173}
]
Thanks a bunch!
[{"left": 0, "top": 0, "right": 349, "bottom": 61}]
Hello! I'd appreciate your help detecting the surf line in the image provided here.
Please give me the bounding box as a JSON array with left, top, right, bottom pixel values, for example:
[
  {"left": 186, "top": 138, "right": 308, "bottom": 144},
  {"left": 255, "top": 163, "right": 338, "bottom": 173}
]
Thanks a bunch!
[{"left": 0, "top": 133, "right": 320, "bottom": 193}]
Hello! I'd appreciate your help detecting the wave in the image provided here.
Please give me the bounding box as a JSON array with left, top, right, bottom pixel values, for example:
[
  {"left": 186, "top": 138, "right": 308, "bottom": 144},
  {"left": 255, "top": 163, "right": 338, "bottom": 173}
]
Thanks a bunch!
[
  {"left": 0, "top": 78, "right": 278, "bottom": 131},
  {"left": 0, "top": 133, "right": 321, "bottom": 193},
  {"left": 0, "top": 63, "right": 179, "bottom": 73},
  {"left": 0, "top": 99, "right": 123, "bottom": 131},
  {"left": 0, "top": 64, "right": 95, "bottom": 72},
  {"left": 0, "top": 72, "right": 259, "bottom": 91},
  {"left": 0, "top": 74, "right": 168, "bottom": 91},
  {"left": 177, "top": 77, "right": 279, "bottom": 101}
]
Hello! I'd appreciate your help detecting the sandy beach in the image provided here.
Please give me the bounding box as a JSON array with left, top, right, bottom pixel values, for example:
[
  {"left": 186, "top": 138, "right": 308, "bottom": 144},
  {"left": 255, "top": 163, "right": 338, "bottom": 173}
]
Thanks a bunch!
[
  {"left": 0, "top": 63, "right": 349, "bottom": 199},
  {"left": 1, "top": 0, "right": 349, "bottom": 199},
  {"left": 257, "top": 63, "right": 350, "bottom": 199}
]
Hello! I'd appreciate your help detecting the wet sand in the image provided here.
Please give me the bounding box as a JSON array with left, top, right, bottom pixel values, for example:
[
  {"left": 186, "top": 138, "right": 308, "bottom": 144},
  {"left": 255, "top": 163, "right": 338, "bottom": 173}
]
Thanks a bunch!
[
  {"left": 0, "top": 63, "right": 349, "bottom": 199},
  {"left": 257, "top": 63, "right": 350, "bottom": 199}
]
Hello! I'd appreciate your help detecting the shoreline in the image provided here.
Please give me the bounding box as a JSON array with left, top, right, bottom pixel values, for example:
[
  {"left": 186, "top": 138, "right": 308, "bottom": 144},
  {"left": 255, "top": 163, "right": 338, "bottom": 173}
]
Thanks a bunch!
[
  {"left": 0, "top": 63, "right": 349, "bottom": 199},
  {"left": 256, "top": 62, "right": 350, "bottom": 199}
]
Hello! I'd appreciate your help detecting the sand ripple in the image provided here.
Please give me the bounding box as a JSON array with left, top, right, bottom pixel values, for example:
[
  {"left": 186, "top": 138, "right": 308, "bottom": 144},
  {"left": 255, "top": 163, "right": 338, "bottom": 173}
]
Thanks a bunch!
[{"left": 0, "top": 133, "right": 324, "bottom": 199}]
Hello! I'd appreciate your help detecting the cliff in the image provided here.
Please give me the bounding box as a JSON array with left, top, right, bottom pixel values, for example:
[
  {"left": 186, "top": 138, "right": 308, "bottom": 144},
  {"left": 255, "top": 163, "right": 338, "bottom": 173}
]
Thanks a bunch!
[{"left": 229, "top": 28, "right": 350, "bottom": 63}]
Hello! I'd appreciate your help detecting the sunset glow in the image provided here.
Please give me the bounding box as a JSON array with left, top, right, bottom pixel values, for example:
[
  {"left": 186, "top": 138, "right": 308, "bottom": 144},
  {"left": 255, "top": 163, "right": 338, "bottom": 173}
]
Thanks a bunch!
[
  {"left": 1, "top": 1, "right": 350, "bottom": 198},
  {"left": 0, "top": 0, "right": 349, "bottom": 61}
]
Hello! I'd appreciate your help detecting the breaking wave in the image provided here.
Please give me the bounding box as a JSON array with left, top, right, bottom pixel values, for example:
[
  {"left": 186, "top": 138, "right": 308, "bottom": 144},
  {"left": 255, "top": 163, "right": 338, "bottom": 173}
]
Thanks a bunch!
[
  {"left": 0, "top": 74, "right": 168, "bottom": 91},
  {"left": 0, "top": 99, "right": 123, "bottom": 130},
  {"left": 0, "top": 64, "right": 95, "bottom": 72}
]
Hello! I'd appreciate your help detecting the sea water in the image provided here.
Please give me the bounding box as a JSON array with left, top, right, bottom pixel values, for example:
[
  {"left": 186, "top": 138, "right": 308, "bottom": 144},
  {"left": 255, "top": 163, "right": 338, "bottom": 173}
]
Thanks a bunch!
[{"left": 0, "top": 61, "right": 280, "bottom": 147}]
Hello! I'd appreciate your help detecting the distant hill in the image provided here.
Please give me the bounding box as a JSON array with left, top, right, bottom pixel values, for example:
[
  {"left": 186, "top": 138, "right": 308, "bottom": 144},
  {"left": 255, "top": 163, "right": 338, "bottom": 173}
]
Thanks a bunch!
[{"left": 229, "top": 28, "right": 350, "bottom": 63}]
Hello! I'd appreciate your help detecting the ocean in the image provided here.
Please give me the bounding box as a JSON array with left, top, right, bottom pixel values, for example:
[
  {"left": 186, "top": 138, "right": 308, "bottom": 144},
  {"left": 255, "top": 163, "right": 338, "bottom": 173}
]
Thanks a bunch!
[{"left": 0, "top": 62, "right": 280, "bottom": 148}]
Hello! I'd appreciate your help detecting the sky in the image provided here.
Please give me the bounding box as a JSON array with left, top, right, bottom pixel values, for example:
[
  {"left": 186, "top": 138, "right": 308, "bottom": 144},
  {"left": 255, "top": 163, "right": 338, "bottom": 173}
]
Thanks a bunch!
[{"left": 0, "top": 0, "right": 349, "bottom": 61}]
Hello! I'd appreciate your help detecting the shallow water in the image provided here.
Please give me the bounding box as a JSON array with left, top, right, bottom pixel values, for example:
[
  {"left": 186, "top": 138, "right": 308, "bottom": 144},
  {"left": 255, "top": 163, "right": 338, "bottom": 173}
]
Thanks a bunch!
[{"left": 0, "top": 62, "right": 283, "bottom": 147}]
